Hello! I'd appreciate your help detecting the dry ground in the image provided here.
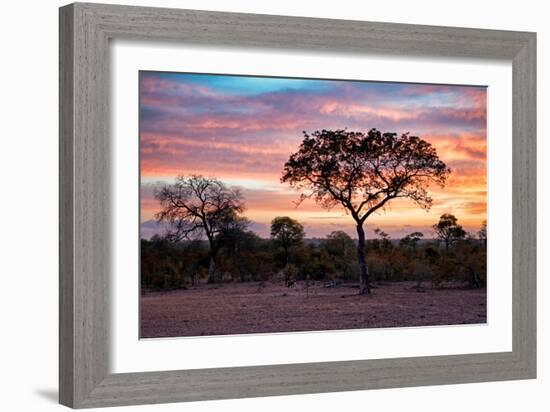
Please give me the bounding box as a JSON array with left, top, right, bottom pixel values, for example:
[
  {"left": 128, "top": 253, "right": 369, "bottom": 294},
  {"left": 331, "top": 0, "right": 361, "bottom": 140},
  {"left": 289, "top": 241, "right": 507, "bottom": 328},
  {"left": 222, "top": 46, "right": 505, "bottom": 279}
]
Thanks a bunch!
[{"left": 140, "top": 281, "right": 486, "bottom": 338}]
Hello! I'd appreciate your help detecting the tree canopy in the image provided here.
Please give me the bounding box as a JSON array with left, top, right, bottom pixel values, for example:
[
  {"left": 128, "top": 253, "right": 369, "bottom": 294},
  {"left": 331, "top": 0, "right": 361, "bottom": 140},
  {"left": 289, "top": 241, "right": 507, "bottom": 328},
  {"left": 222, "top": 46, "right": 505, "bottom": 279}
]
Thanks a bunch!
[
  {"left": 281, "top": 129, "right": 450, "bottom": 224},
  {"left": 155, "top": 175, "right": 246, "bottom": 243},
  {"left": 400, "top": 232, "right": 424, "bottom": 248},
  {"left": 433, "top": 213, "right": 466, "bottom": 251},
  {"left": 270, "top": 216, "right": 305, "bottom": 265}
]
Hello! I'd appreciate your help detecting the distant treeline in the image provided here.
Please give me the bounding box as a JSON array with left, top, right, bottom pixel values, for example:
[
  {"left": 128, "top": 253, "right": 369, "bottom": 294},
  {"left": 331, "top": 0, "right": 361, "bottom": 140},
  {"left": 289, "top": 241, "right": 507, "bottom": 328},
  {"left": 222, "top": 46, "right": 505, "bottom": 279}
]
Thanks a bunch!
[{"left": 141, "top": 225, "right": 486, "bottom": 292}]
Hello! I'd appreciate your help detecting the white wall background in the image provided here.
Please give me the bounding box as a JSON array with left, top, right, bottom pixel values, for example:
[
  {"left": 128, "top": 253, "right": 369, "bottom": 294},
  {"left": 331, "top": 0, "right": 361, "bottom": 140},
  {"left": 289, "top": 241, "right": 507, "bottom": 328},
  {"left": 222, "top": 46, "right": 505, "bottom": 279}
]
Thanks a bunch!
[{"left": 0, "top": 1, "right": 546, "bottom": 411}]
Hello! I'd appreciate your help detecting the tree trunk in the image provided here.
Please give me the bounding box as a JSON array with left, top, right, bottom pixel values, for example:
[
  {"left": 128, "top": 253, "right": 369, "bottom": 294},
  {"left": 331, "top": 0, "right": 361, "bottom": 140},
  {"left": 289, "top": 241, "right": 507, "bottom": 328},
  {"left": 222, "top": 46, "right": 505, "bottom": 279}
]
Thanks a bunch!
[
  {"left": 469, "top": 266, "right": 481, "bottom": 288},
  {"left": 284, "top": 245, "right": 290, "bottom": 267},
  {"left": 356, "top": 224, "right": 370, "bottom": 295},
  {"left": 207, "top": 255, "right": 216, "bottom": 284},
  {"left": 206, "top": 236, "right": 217, "bottom": 284}
]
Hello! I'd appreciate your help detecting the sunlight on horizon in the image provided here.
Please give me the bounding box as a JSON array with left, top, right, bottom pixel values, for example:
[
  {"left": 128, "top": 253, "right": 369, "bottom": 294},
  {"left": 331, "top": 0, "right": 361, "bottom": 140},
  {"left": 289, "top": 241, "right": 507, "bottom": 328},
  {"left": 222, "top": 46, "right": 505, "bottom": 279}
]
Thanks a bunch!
[{"left": 140, "top": 71, "right": 487, "bottom": 239}]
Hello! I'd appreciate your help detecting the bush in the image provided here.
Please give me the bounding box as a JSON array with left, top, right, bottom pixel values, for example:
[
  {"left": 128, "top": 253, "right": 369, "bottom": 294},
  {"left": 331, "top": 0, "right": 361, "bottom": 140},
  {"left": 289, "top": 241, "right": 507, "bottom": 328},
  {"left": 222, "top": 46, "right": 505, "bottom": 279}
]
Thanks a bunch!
[{"left": 140, "top": 228, "right": 486, "bottom": 290}]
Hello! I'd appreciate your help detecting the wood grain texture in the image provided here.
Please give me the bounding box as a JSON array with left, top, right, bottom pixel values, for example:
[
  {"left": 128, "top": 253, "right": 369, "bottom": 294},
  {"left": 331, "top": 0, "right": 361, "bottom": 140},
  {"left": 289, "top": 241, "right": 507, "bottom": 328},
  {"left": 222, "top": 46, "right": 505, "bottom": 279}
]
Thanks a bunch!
[
  {"left": 512, "top": 34, "right": 537, "bottom": 374},
  {"left": 59, "top": 4, "right": 74, "bottom": 406},
  {"left": 59, "top": 2, "right": 537, "bottom": 408}
]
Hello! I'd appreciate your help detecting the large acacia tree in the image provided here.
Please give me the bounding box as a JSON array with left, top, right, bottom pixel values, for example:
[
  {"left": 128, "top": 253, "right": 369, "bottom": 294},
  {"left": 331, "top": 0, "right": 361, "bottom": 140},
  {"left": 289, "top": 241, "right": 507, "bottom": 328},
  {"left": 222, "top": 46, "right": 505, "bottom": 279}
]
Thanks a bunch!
[
  {"left": 281, "top": 129, "right": 449, "bottom": 294},
  {"left": 155, "top": 175, "right": 247, "bottom": 284}
]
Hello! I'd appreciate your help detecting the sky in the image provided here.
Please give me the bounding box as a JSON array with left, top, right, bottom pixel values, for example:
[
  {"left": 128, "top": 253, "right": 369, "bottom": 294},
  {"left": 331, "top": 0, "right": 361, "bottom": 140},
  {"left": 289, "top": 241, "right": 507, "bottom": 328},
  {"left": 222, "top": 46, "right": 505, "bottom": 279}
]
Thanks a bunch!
[{"left": 140, "top": 71, "right": 487, "bottom": 239}]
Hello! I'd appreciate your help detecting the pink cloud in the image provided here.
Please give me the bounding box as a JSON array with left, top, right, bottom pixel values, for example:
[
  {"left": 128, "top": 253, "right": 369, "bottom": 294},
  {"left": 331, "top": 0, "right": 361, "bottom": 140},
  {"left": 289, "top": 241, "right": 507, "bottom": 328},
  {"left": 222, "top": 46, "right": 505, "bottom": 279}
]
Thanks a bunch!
[{"left": 139, "top": 73, "right": 487, "bottom": 237}]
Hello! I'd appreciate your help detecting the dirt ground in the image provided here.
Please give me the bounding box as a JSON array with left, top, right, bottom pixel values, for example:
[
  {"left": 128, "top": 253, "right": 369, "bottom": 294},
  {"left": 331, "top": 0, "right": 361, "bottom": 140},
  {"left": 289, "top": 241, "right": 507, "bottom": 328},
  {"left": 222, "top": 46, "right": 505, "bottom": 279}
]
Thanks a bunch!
[{"left": 140, "top": 281, "right": 486, "bottom": 338}]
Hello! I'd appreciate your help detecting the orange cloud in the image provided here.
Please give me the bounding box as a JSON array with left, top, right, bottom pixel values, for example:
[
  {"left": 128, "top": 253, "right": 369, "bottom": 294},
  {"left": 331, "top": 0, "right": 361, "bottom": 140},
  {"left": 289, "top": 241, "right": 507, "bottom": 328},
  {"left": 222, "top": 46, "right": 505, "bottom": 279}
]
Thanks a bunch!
[{"left": 139, "top": 72, "right": 487, "bottom": 238}]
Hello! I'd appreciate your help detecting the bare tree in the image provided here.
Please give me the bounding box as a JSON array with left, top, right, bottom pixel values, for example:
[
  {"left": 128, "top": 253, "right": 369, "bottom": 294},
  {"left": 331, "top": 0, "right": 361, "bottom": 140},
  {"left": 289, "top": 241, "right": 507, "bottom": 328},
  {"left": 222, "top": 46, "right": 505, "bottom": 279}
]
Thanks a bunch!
[
  {"left": 155, "top": 175, "right": 247, "bottom": 284},
  {"left": 281, "top": 128, "right": 449, "bottom": 294},
  {"left": 433, "top": 213, "right": 466, "bottom": 251}
]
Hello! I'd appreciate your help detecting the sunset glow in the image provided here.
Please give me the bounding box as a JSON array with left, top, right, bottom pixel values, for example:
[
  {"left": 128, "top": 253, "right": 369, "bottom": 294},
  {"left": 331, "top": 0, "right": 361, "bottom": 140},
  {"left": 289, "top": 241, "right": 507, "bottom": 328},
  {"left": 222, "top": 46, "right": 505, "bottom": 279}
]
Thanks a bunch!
[{"left": 140, "top": 72, "right": 487, "bottom": 239}]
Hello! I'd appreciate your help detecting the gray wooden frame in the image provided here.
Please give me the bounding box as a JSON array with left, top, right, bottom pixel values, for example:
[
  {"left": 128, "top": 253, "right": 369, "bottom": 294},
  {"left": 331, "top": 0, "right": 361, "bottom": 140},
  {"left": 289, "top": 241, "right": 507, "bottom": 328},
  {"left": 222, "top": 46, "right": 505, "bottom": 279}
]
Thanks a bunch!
[{"left": 59, "top": 2, "right": 536, "bottom": 408}]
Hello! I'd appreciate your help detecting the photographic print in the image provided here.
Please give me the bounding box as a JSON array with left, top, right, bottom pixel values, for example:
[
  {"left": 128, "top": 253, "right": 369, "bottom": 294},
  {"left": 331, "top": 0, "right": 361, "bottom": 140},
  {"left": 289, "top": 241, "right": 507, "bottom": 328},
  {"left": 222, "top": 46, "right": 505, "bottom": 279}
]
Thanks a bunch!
[{"left": 139, "top": 71, "right": 487, "bottom": 338}]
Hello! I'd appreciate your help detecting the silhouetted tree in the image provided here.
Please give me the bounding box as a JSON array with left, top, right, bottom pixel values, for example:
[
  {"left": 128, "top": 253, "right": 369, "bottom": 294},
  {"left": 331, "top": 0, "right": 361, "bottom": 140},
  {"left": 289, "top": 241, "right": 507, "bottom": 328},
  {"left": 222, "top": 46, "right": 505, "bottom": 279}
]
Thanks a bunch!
[
  {"left": 155, "top": 175, "right": 247, "bottom": 283},
  {"left": 478, "top": 220, "right": 487, "bottom": 247},
  {"left": 400, "top": 232, "right": 424, "bottom": 249},
  {"left": 281, "top": 129, "right": 449, "bottom": 294},
  {"left": 270, "top": 216, "right": 305, "bottom": 266},
  {"left": 374, "top": 228, "right": 392, "bottom": 250},
  {"left": 433, "top": 214, "right": 466, "bottom": 251}
]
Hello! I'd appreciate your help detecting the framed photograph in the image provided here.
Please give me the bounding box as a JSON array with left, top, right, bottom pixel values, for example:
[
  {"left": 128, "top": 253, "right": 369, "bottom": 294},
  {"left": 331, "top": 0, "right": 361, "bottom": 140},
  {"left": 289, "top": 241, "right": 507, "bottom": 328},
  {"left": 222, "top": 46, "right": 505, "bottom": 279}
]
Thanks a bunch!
[{"left": 59, "top": 2, "right": 536, "bottom": 408}]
